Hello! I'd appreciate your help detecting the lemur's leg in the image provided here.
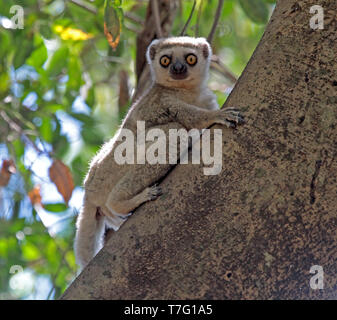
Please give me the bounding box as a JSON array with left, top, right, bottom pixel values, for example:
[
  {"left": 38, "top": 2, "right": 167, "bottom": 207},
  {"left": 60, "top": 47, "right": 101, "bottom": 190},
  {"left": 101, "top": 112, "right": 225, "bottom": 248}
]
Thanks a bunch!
[
  {"left": 106, "top": 122, "right": 186, "bottom": 216},
  {"left": 106, "top": 175, "right": 165, "bottom": 215}
]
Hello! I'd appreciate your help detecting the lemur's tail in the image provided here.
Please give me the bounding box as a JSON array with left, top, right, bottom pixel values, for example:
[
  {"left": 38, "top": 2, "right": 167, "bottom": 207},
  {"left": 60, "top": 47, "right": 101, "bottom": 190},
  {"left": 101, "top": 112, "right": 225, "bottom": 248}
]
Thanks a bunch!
[{"left": 74, "top": 198, "right": 105, "bottom": 271}]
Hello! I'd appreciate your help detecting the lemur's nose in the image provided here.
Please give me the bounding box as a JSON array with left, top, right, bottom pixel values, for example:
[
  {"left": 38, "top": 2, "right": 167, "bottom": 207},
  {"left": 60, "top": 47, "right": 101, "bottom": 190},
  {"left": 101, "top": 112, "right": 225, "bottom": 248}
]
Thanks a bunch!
[{"left": 171, "top": 61, "right": 187, "bottom": 74}]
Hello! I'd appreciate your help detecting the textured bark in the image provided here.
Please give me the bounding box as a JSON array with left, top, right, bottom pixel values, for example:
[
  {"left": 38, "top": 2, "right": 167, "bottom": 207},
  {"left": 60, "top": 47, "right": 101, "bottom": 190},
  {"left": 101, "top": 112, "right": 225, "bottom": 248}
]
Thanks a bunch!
[{"left": 62, "top": 0, "right": 337, "bottom": 299}]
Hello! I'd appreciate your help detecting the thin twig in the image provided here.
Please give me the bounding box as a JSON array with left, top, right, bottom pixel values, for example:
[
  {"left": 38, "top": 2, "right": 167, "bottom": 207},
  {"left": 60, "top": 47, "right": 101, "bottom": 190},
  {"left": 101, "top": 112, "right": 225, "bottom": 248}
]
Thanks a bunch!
[
  {"left": 151, "top": 0, "right": 163, "bottom": 38},
  {"left": 211, "top": 55, "right": 237, "bottom": 84},
  {"left": 195, "top": 0, "right": 204, "bottom": 37},
  {"left": 46, "top": 244, "right": 70, "bottom": 300},
  {"left": 207, "top": 0, "right": 224, "bottom": 44},
  {"left": 124, "top": 21, "right": 141, "bottom": 33},
  {"left": 67, "top": 0, "right": 97, "bottom": 14},
  {"left": 0, "top": 110, "right": 44, "bottom": 155},
  {"left": 180, "top": 0, "right": 197, "bottom": 36},
  {"left": 124, "top": 11, "right": 144, "bottom": 25},
  {"left": 68, "top": 0, "right": 145, "bottom": 29}
]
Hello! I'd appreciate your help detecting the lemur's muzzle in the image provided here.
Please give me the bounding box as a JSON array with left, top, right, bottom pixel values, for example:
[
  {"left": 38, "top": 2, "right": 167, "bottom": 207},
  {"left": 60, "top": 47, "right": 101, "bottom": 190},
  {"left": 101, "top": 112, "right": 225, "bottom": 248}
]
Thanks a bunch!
[
  {"left": 170, "top": 61, "right": 187, "bottom": 74},
  {"left": 169, "top": 60, "right": 188, "bottom": 79}
]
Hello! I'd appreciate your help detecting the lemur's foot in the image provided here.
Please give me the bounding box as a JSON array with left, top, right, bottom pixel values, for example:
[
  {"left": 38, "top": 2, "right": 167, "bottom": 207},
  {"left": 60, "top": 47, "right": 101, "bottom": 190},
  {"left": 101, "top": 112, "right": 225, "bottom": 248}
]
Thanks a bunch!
[
  {"left": 217, "top": 108, "right": 245, "bottom": 128},
  {"left": 145, "top": 184, "right": 163, "bottom": 201}
]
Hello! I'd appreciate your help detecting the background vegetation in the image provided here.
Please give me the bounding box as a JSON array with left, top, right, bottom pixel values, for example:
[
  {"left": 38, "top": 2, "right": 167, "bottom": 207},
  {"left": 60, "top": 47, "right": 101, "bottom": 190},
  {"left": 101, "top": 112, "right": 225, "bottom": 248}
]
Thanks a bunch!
[{"left": 0, "top": 0, "right": 275, "bottom": 299}]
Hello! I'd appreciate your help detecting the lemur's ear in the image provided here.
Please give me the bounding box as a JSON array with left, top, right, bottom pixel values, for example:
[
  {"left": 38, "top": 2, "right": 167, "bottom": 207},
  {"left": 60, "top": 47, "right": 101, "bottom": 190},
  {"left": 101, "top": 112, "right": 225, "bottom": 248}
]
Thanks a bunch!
[
  {"left": 149, "top": 45, "right": 156, "bottom": 60},
  {"left": 147, "top": 40, "right": 160, "bottom": 61},
  {"left": 201, "top": 43, "right": 211, "bottom": 59}
]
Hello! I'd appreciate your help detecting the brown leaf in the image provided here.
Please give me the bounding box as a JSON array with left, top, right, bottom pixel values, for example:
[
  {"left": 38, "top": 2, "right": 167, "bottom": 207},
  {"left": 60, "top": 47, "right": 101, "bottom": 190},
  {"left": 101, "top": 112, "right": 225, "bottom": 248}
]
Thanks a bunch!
[
  {"left": 49, "top": 159, "right": 74, "bottom": 204},
  {"left": 103, "top": 0, "right": 122, "bottom": 50},
  {"left": 104, "top": 22, "right": 120, "bottom": 50},
  {"left": 0, "top": 159, "right": 16, "bottom": 187},
  {"left": 28, "top": 185, "right": 42, "bottom": 206}
]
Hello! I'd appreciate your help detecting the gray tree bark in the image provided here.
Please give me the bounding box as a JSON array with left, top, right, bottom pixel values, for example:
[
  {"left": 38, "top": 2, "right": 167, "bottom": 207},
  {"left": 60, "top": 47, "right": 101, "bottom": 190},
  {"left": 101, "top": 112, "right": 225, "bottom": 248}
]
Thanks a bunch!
[{"left": 62, "top": 0, "right": 337, "bottom": 299}]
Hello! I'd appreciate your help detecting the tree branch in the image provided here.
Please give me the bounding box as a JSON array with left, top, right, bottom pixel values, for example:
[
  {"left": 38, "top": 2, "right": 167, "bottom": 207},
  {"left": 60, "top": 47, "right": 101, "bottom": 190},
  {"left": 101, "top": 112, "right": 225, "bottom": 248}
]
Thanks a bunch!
[
  {"left": 207, "top": 0, "right": 224, "bottom": 44},
  {"left": 151, "top": 0, "right": 163, "bottom": 38},
  {"left": 195, "top": 0, "right": 204, "bottom": 37},
  {"left": 180, "top": 0, "right": 197, "bottom": 36}
]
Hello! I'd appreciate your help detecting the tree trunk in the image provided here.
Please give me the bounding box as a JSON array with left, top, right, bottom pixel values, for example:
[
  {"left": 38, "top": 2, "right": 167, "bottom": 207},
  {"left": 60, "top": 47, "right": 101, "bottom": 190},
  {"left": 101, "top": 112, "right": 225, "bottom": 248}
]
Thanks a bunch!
[{"left": 62, "top": 0, "right": 337, "bottom": 299}]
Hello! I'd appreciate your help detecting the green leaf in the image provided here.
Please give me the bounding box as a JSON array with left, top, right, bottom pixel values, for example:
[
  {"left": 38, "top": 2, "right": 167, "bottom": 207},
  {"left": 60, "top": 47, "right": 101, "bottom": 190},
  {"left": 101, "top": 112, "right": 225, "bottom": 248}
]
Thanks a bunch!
[
  {"left": 46, "top": 104, "right": 65, "bottom": 113},
  {"left": 85, "top": 87, "right": 95, "bottom": 108},
  {"left": 238, "top": 0, "right": 269, "bottom": 24},
  {"left": 21, "top": 242, "right": 41, "bottom": 261},
  {"left": 43, "top": 203, "right": 68, "bottom": 212},
  {"left": 40, "top": 117, "right": 53, "bottom": 143},
  {"left": 0, "top": 239, "right": 9, "bottom": 257},
  {"left": 11, "top": 139, "right": 25, "bottom": 158},
  {"left": 53, "top": 135, "right": 69, "bottom": 159},
  {"left": 65, "top": 250, "right": 76, "bottom": 269},
  {"left": 82, "top": 126, "right": 103, "bottom": 145},
  {"left": 0, "top": 29, "right": 11, "bottom": 59},
  {"left": 0, "top": 72, "right": 9, "bottom": 94},
  {"left": 221, "top": 1, "right": 235, "bottom": 18},
  {"left": 8, "top": 218, "right": 26, "bottom": 233},
  {"left": 71, "top": 155, "right": 87, "bottom": 186},
  {"left": 44, "top": 239, "right": 60, "bottom": 268},
  {"left": 70, "top": 112, "right": 94, "bottom": 126},
  {"left": 113, "top": 0, "right": 122, "bottom": 6},
  {"left": 39, "top": 21, "right": 53, "bottom": 39},
  {"left": 26, "top": 42, "right": 48, "bottom": 69},
  {"left": 46, "top": 46, "right": 69, "bottom": 77},
  {"left": 67, "top": 55, "right": 83, "bottom": 91},
  {"left": 13, "top": 38, "right": 34, "bottom": 69}
]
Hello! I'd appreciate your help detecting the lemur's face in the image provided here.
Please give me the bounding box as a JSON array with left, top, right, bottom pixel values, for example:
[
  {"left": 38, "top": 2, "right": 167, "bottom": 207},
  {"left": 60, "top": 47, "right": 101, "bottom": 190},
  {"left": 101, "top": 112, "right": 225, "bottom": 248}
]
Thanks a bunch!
[{"left": 147, "top": 37, "right": 212, "bottom": 90}]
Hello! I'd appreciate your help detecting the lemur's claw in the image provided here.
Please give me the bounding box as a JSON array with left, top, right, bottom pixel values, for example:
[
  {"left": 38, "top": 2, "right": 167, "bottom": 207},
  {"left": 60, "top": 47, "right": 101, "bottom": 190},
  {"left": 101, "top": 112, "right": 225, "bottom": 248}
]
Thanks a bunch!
[
  {"left": 221, "top": 108, "right": 245, "bottom": 127},
  {"left": 147, "top": 184, "right": 162, "bottom": 201}
]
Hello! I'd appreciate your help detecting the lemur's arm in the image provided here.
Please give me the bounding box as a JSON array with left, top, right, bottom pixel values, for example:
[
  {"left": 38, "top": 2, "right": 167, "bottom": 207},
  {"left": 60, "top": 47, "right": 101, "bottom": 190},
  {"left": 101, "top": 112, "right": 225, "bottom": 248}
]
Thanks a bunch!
[{"left": 167, "top": 100, "right": 244, "bottom": 130}]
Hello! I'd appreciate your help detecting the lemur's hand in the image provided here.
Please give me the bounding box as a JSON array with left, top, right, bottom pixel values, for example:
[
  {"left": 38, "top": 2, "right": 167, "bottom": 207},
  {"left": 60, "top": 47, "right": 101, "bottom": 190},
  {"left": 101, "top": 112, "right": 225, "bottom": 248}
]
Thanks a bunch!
[{"left": 215, "top": 107, "right": 245, "bottom": 128}]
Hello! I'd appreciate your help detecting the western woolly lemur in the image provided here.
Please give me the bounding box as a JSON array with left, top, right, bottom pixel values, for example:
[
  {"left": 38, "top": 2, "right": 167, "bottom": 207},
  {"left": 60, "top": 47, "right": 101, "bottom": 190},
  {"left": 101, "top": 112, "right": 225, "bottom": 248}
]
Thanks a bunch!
[{"left": 74, "top": 37, "right": 244, "bottom": 270}]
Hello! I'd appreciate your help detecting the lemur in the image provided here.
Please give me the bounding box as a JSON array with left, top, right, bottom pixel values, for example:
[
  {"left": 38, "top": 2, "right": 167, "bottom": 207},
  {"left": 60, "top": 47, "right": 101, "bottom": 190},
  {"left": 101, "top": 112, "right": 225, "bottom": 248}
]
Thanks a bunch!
[{"left": 74, "top": 37, "right": 244, "bottom": 270}]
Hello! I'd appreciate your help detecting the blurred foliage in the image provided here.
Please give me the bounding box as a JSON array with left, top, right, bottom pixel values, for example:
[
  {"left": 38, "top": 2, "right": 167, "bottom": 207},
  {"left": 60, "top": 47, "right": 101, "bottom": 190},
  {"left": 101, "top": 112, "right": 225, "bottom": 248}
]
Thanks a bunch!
[{"left": 0, "top": 0, "right": 276, "bottom": 299}]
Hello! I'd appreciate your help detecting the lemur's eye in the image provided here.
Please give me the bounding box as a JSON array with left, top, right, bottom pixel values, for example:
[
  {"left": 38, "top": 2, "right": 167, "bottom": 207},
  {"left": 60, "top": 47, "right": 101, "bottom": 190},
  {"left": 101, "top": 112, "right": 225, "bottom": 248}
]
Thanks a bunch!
[
  {"left": 160, "top": 55, "right": 171, "bottom": 67},
  {"left": 185, "top": 54, "right": 197, "bottom": 66}
]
